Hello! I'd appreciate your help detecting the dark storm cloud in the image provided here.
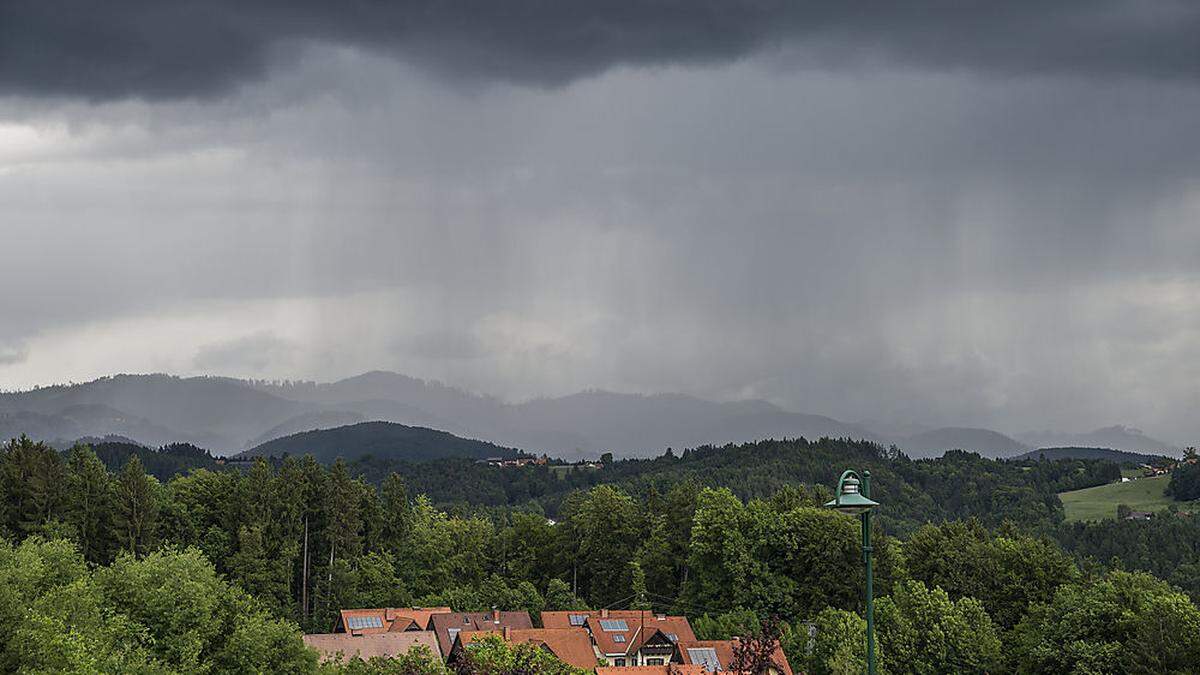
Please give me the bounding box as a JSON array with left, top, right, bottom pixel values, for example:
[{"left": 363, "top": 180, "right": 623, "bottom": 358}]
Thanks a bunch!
[{"left": 3, "top": 0, "right": 1200, "bottom": 100}]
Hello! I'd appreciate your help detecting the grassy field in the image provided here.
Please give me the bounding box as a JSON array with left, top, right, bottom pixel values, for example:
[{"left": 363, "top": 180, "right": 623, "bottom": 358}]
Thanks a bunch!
[{"left": 1059, "top": 475, "right": 1196, "bottom": 522}]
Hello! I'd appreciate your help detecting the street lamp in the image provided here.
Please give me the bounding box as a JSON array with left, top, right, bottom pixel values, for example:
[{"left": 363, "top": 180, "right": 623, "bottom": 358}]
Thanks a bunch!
[{"left": 825, "top": 470, "right": 880, "bottom": 675}]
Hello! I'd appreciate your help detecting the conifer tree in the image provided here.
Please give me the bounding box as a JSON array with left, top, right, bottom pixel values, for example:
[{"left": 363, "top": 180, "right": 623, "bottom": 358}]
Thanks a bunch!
[{"left": 113, "top": 455, "right": 159, "bottom": 556}]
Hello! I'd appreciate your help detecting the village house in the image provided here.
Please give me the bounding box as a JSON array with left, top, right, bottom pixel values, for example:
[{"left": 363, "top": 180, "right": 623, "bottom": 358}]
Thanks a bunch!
[
  {"left": 675, "top": 639, "right": 794, "bottom": 675},
  {"left": 315, "top": 607, "right": 793, "bottom": 673},
  {"left": 429, "top": 609, "right": 535, "bottom": 657},
  {"left": 447, "top": 627, "right": 598, "bottom": 671},
  {"left": 333, "top": 606, "right": 452, "bottom": 634},
  {"left": 543, "top": 609, "right": 697, "bottom": 667},
  {"left": 596, "top": 666, "right": 707, "bottom": 675}
]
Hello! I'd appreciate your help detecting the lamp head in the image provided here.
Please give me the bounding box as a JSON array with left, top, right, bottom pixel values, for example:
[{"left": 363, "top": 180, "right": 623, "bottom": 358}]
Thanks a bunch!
[{"left": 824, "top": 473, "right": 879, "bottom": 515}]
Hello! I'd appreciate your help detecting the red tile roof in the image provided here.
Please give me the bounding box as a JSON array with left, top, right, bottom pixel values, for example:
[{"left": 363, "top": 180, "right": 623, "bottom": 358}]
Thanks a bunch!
[
  {"left": 303, "top": 631, "right": 440, "bottom": 662},
  {"left": 542, "top": 610, "right": 696, "bottom": 656},
  {"left": 457, "top": 628, "right": 599, "bottom": 671},
  {"left": 337, "top": 607, "right": 452, "bottom": 635},
  {"left": 429, "top": 610, "right": 534, "bottom": 657},
  {"left": 676, "top": 639, "right": 793, "bottom": 675}
]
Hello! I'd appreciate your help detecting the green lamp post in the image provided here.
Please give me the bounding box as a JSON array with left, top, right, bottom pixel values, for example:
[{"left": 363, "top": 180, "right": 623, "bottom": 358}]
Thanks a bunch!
[{"left": 825, "top": 470, "right": 880, "bottom": 675}]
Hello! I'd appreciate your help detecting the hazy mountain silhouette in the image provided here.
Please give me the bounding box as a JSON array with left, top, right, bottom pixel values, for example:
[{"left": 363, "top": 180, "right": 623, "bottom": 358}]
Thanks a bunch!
[
  {"left": 0, "top": 371, "right": 1179, "bottom": 459},
  {"left": 238, "top": 421, "right": 516, "bottom": 464},
  {"left": 0, "top": 374, "right": 301, "bottom": 451},
  {"left": 901, "top": 427, "right": 1030, "bottom": 459},
  {"left": 1016, "top": 426, "right": 1181, "bottom": 456}
]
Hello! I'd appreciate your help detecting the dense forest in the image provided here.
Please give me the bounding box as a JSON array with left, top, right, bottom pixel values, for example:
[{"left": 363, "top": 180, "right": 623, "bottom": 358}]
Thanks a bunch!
[{"left": 2, "top": 434, "right": 1199, "bottom": 673}]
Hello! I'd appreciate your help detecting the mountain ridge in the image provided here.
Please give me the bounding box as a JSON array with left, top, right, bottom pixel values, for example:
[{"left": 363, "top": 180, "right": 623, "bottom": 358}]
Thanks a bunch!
[{"left": 0, "top": 371, "right": 1182, "bottom": 460}]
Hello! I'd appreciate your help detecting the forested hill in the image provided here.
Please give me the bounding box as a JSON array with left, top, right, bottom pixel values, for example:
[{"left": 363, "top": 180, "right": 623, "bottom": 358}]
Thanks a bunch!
[
  {"left": 344, "top": 437, "right": 1120, "bottom": 534},
  {"left": 237, "top": 420, "right": 519, "bottom": 463},
  {"left": 1010, "top": 446, "right": 1171, "bottom": 464}
]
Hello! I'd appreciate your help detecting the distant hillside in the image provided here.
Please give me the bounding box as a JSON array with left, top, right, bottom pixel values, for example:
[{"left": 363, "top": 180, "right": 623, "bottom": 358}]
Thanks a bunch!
[
  {"left": 0, "top": 374, "right": 303, "bottom": 452},
  {"left": 1017, "top": 426, "right": 1180, "bottom": 456},
  {"left": 17, "top": 370, "right": 1181, "bottom": 462},
  {"left": 87, "top": 441, "right": 221, "bottom": 481},
  {"left": 1011, "top": 446, "right": 1172, "bottom": 465},
  {"left": 238, "top": 421, "right": 518, "bottom": 464},
  {"left": 249, "top": 373, "right": 887, "bottom": 456},
  {"left": 902, "top": 427, "right": 1029, "bottom": 458}
]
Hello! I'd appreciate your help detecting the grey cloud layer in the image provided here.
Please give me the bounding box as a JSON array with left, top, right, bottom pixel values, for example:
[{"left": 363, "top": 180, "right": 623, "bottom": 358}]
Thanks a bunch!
[{"left": 3, "top": 1, "right": 1200, "bottom": 99}]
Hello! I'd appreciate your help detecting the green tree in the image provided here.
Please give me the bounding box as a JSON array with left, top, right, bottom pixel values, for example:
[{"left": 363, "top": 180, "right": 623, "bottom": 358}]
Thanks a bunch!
[
  {"left": 380, "top": 473, "right": 414, "bottom": 550},
  {"left": 806, "top": 607, "right": 868, "bottom": 675},
  {"left": 903, "top": 519, "right": 1077, "bottom": 628},
  {"left": 560, "top": 485, "right": 642, "bottom": 608},
  {"left": 64, "top": 445, "right": 116, "bottom": 563},
  {"left": 877, "top": 580, "right": 1001, "bottom": 674},
  {"left": 629, "top": 560, "right": 650, "bottom": 610},
  {"left": 0, "top": 436, "right": 67, "bottom": 537},
  {"left": 1010, "top": 570, "right": 1200, "bottom": 674},
  {"left": 542, "top": 578, "right": 586, "bottom": 612},
  {"left": 113, "top": 456, "right": 160, "bottom": 556},
  {"left": 95, "top": 547, "right": 316, "bottom": 672}
]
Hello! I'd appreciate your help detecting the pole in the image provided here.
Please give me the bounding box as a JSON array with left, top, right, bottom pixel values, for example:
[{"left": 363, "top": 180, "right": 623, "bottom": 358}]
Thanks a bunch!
[
  {"left": 862, "top": 470, "right": 876, "bottom": 675},
  {"left": 302, "top": 515, "right": 309, "bottom": 620}
]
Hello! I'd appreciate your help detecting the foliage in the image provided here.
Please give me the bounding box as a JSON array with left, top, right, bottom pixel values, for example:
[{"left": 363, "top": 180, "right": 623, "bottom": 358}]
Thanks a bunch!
[
  {"left": 729, "top": 615, "right": 784, "bottom": 674},
  {"left": 0, "top": 537, "right": 316, "bottom": 673},
  {"left": 876, "top": 581, "right": 1001, "bottom": 674},
  {"left": 902, "top": 520, "right": 1077, "bottom": 627},
  {"left": 685, "top": 487, "right": 898, "bottom": 619},
  {"left": 4, "top": 435, "right": 1200, "bottom": 674},
  {"left": 1167, "top": 461, "right": 1200, "bottom": 501},
  {"left": 805, "top": 607, "right": 868, "bottom": 675},
  {"left": 1055, "top": 514, "right": 1200, "bottom": 602},
  {"left": 1010, "top": 570, "right": 1200, "bottom": 674}
]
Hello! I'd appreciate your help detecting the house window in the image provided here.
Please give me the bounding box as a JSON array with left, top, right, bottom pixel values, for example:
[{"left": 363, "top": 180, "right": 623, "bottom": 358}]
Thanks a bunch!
[
  {"left": 613, "top": 659, "right": 625, "bottom": 667},
  {"left": 613, "top": 634, "right": 626, "bottom": 643},
  {"left": 664, "top": 632, "right": 678, "bottom": 643},
  {"left": 687, "top": 647, "right": 722, "bottom": 672},
  {"left": 568, "top": 614, "right": 588, "bottom": 626},
  {"left": 646, "top": 658, "right": 665, "bottom": 665},
  {"left": 599, "top": 619, "right": 630, "bottom": 631}
]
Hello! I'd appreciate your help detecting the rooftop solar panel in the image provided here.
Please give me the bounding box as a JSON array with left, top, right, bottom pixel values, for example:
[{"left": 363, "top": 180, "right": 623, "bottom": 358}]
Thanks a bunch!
[
  {"left": 687, "top": 647, "right": 721, "bottom": 672},
  {"left": 346, "top": 615, "right": 384, "bottom": 630},
  {"left": 569, "top": 614, "right": 588, "bottom": 626},
  {"left": 599, "top": 619, "right": 629, "bottom": 631}
]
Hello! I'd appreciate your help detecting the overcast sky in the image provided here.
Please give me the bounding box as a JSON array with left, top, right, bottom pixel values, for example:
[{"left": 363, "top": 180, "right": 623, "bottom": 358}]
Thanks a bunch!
[{"left": 2, "top": 2, "right": 1199, "bottom": 442}]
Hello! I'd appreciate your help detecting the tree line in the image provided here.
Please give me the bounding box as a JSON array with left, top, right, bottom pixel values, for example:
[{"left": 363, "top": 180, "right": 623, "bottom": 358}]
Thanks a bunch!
[{"left": 2, "top": 434, "right": 1198, "bottom": 673}]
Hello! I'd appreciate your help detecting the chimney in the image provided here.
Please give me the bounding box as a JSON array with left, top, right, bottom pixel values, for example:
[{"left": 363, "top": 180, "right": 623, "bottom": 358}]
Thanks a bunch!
[
  {"left": 601, "top": 608, "right": 609, "bottom": 619},
  {"left": 492, "top": 608, "right": 500, "bottom": 624}
]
